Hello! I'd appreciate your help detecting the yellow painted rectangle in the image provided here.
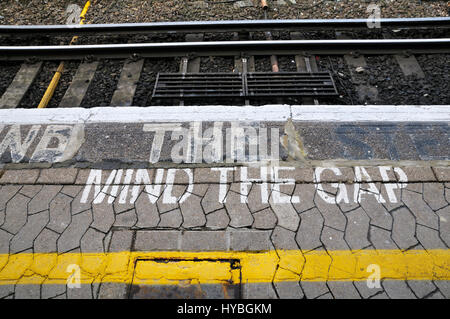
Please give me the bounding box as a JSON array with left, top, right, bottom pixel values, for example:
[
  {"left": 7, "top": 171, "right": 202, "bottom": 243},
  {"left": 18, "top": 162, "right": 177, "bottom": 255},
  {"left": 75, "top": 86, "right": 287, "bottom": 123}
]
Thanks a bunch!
[{"left": 133, "top": 259, "right": 239, "bottom": 286}]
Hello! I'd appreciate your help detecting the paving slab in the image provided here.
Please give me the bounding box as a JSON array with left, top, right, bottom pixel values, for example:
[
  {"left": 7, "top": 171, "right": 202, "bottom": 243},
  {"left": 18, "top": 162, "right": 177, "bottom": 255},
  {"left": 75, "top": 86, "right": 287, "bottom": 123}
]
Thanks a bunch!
[{"left": 0, "top": 165, "right": 448, "bottom": 299}]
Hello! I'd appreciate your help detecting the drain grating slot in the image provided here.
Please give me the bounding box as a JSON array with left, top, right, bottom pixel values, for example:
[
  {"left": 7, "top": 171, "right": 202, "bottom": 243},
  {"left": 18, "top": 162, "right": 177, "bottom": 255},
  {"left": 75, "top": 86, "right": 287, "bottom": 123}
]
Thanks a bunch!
[
  {"left": 247, "top": 72, "right": 337, "bottom": 97},
  {"left": 152, "top": 73, "right": 244, "bottom": 99},
  {"left": 152, "top": 72, "right": 337, "bottom": 100}
]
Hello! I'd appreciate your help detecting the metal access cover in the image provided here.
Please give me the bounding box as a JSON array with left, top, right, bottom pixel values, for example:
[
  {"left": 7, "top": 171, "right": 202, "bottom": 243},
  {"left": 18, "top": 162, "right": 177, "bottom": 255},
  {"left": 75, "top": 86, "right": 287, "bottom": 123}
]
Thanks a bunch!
[
  {"left": 151, "top": 72, "right": 338, "bottom": 100},
  {"left": 130, "top": 259, "right": 241, "bottom": 299}
]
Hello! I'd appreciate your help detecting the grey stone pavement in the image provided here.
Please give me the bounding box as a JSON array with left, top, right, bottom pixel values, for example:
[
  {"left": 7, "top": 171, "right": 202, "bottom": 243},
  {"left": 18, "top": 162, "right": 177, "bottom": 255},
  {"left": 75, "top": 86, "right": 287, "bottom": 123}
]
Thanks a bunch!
[
  {"left": 0, "top": 122, "right": 448, "bottom": 168},
  {"left": 0, "top": 165, "right": 449, "bottom": 299},
  {"left": 0, "top": 115, "right": 449, "bottom": 299}
]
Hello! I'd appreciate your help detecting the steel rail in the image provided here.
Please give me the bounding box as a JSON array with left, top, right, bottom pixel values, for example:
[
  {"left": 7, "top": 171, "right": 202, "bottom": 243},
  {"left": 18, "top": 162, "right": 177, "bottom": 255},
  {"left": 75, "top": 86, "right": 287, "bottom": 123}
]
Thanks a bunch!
[
  {"left": 0, "top": 17, "right": 449, "bottom": 36},
  {"left": 0, "top": 39, "right": 449, "bottom": 61}
]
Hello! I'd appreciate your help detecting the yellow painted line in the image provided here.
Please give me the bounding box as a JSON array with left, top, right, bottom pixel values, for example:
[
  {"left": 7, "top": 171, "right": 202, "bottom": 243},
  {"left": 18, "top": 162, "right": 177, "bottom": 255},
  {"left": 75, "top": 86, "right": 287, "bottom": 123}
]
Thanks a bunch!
[{"left": 0, "top": 250, "right": 449, "bottom": 286}]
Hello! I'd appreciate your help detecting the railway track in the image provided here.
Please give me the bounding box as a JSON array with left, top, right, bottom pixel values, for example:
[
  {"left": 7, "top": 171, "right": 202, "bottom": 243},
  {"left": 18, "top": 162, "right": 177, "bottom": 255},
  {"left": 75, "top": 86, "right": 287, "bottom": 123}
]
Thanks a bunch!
[
  {"left": 0, "top": 2, "right": 450, "bottom": 302},
  {"left": 0, "top": 17, "right": 449, "bottom": 108}
]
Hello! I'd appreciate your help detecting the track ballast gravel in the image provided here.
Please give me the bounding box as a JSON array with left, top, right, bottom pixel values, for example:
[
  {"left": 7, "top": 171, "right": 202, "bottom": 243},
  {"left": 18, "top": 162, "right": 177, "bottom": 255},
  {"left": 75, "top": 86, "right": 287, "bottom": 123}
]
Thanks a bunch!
[{"left": 1, "top": 0, "right": 449, "bottom": 25}]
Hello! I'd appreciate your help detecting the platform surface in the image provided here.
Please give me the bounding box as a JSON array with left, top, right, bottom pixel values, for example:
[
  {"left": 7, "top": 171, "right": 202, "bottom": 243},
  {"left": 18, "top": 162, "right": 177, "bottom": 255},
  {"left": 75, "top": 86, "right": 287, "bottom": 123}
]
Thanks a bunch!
[{"left": 0, "top": 105, "right": 449, "bottom": 299}]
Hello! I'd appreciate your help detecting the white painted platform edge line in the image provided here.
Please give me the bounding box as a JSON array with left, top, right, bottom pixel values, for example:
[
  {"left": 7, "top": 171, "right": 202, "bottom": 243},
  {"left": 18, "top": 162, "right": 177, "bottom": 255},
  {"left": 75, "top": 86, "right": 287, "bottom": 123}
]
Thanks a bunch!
[
  {"left": 0, "top": 105, "right": 449, "bottom": 124},
  {"left": 290, "top": 105, "right": 450, "bottom": 122}
]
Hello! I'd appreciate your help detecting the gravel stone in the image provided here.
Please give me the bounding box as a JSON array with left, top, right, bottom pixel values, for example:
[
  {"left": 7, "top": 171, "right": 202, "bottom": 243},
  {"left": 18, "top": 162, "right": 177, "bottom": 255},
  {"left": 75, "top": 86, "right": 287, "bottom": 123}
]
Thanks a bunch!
[
  {"left": 0, "top": 62, "right": 21, "bottom": 98},
  {"left": 0, "top": 0, "right": 86, "bottom": 25},
  {"left": 17, "top": 61, "right": 59, "bottom": 109},
  {"left": 48, "top": 61, "right": 80, "bottom": 108},
  {"left": 200, "top": 57, "right": 234, "bottom": 73},
  {"left": 133, "top": 58, "right": 179, "bottom": 106},
  {"left": 80, "top": 59, "right": 123, "bottom": 108}
]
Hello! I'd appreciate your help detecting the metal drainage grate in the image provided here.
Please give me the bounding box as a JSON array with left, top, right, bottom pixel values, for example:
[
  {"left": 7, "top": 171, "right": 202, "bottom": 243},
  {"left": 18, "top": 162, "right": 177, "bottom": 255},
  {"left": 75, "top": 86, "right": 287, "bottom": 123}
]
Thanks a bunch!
[
  {"left": 246, "top": 72, "right": 337, "bottom": 97},
  {"left": 152, "top": 73, "right": 244, "bottom": 100},
  {"left": 151, "top": 72, "right": 338, "bottom": 100}
]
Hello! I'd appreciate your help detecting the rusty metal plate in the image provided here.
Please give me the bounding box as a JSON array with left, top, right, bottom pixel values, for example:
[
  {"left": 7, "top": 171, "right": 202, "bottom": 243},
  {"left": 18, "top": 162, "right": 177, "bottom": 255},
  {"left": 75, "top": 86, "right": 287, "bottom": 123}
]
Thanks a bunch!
[{"left": 130, "top": 259, "right": 241, "bottom": 299}]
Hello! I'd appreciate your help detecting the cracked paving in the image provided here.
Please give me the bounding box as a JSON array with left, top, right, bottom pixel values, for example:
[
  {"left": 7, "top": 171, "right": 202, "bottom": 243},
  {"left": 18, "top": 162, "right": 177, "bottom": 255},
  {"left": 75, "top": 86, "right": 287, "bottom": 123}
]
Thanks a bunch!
[{"left": 0, "top": 166, "right": 449, "bottom": 299}]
